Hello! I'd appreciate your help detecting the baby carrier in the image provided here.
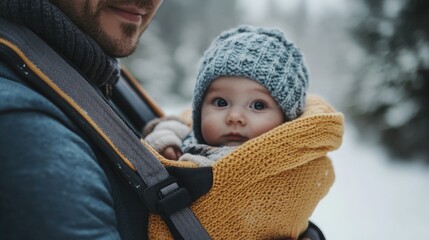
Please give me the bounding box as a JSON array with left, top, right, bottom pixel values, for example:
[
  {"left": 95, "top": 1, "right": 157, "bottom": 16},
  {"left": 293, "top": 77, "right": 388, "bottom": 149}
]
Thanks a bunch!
[
  {"left": 147, "top": 95, "right": 342, "bottom": 239},
  {"left": 0, "top": 19, "right": 343, "bottom": 239}
]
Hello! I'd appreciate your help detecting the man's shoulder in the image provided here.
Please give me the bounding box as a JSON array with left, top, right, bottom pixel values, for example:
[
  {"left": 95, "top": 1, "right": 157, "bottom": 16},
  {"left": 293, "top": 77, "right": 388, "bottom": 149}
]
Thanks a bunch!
[
  {"left": 0, "top": 61, "right": 122, "bottom": 239},
  {"left": 0, "top": 61, "right": 67, "bottom": 118}
]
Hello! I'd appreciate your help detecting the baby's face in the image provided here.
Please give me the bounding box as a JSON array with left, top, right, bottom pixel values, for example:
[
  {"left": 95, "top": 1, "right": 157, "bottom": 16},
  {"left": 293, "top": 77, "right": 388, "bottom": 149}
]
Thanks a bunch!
[{"left": 201, "top": 76, "right": 285, "bottom": 146}]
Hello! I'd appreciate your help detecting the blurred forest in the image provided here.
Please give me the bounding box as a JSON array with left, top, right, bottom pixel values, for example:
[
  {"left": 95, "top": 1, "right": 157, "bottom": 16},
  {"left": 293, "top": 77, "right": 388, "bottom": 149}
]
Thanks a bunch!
[
  {"left": 349, "top": 0, "right": 429, "bottom": 163},
  {"left": 122, "top": 0, "right": 429, "bottom": 164}
]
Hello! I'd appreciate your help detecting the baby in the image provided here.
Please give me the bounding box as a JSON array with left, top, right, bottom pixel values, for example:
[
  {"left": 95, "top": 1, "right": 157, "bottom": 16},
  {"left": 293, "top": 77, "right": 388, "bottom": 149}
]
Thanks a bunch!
[
  {"left": 144, "top": 25, "right": 309, "bottom": 166},
  {"left": 144, "top": 25, "right": 342, "bottom": 240}
]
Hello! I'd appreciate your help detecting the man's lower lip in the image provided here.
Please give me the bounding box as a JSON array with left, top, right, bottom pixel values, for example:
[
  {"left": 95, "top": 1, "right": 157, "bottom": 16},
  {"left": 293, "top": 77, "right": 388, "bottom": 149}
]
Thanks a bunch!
[{"left": 111, "top": 7, "right": 142, "bottom": 23}]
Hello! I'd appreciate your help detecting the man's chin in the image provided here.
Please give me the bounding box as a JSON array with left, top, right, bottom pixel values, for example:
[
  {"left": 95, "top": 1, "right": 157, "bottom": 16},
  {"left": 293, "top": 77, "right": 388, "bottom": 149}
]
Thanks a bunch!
[
  {"left": 98, "top": 37, "right": 139, "bottom": 58},
  {"left": 115, "top": 46, "right": 138, "bottom": 58}
]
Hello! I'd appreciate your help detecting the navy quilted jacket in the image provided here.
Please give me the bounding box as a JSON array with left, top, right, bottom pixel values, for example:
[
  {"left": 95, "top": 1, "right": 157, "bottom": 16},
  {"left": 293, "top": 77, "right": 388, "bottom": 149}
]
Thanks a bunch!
[{"left": 0, "top": 61, "right": 149, "bottom": 239}]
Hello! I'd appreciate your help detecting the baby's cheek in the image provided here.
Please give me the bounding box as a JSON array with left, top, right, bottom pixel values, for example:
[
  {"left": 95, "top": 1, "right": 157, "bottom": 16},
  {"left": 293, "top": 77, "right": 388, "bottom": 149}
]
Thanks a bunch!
[
  {"left": 250, "top": 119, "right": 282, "bottom": 138},
  {"left": 201, "top": 118, "right": 221, "bottom": 145}
]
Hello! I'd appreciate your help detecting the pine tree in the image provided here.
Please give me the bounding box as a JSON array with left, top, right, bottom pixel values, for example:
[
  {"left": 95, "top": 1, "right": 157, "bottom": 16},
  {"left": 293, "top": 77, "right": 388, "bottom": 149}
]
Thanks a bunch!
[{"left": 350, "top": 0, "right": 429, "bottom": 162}]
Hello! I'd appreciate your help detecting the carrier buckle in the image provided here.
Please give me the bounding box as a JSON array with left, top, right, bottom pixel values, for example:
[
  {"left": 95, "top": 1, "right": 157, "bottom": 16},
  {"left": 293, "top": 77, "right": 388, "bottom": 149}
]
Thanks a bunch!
[{"left": 142, "top": 176, "right": 192, "bottom": 215}]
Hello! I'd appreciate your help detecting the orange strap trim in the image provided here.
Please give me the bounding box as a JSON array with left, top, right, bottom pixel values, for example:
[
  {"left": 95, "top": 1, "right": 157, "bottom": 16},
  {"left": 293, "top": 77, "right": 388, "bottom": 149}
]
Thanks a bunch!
[
  {"left": 0, "top": 37, "right": 137, "bottom": 171},
  {"left": 121, "top": 66, "right": 164, "bottom": 118}
]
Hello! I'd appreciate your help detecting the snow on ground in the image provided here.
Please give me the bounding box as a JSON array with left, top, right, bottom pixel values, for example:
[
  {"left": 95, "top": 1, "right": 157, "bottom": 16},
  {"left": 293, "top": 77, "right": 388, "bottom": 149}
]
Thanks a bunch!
[{"left": 311, "top": 122, "right": 429, "bottom": 239}]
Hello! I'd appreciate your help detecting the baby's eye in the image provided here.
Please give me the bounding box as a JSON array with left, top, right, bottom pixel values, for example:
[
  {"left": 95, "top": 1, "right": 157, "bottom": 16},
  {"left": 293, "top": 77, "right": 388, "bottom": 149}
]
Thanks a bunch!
[
  {"left": 213, "top": 98, "right": 228, "bottom": 107},
  {"left": 251, "top": 101, "right": 266, "bottom": 110}
]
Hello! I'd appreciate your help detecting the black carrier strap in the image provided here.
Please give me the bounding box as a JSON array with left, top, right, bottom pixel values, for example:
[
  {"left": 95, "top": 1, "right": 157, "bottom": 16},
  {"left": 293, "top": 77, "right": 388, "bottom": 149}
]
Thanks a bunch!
[
  {"left": 111, "top": 67, "right": 162, "bottom": 132},
  {"left": 0, "top": 18, "right": 211, "bottom": 240}
]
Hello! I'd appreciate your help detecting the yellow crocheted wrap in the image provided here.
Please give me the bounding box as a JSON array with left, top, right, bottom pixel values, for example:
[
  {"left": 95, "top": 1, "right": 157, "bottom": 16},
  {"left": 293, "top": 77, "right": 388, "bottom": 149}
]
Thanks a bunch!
[{"left": 144, "top": 95, "right": 344, "bottom": 239}]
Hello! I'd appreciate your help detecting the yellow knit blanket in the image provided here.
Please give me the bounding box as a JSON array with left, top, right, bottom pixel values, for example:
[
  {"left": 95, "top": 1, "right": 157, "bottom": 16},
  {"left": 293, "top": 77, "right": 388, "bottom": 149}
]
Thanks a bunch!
[{"left": 144, "top": 95, "right": 344, "bottom": 239}]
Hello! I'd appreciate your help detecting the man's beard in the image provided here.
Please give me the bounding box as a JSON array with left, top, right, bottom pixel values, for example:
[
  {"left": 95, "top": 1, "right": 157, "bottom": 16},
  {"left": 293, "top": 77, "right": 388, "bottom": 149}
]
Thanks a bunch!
[
  {"left": 81, "top": 13, "right": 140, "bottom": 57},
  {"left": 75, "top": 1, "right": 140, "bottom": 57},
  {"left": 50, "top": 0, "right": 153, "bottom": 57}
]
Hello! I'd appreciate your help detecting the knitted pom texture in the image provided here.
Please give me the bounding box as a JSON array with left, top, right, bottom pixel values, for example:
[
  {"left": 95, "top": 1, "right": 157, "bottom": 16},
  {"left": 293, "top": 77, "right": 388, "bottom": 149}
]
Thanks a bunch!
[{"left": 145, "top": 95, "right": 344, "bottom": 239}]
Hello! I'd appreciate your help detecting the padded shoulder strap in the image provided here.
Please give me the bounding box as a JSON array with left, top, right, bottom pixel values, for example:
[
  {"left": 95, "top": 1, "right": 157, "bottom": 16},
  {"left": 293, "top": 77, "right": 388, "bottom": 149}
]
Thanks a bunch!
[{"left": 0, "top": 18, "right": 210, "bottom": 240}]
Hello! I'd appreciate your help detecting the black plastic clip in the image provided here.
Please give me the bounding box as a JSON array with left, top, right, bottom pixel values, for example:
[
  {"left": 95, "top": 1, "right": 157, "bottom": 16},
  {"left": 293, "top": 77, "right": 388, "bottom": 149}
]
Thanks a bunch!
[{"left": 142, "top": 176, "right": 192, "bottom": 216}]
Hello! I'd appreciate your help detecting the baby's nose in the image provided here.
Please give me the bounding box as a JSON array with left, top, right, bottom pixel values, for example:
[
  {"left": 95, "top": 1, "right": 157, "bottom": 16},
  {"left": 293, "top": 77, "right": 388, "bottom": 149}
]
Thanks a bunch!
[{"left": 226, "top": 109, "right": 247, "bottom": 126}]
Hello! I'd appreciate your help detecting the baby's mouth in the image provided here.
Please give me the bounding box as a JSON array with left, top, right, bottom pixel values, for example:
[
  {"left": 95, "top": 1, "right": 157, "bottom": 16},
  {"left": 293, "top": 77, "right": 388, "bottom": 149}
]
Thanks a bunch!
[{"left": 223, "top": 133, "right": 248, "bottom": 142}]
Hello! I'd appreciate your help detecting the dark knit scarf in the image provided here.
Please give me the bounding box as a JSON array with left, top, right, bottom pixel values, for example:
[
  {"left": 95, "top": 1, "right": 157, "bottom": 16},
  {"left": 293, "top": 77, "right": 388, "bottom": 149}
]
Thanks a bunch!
[
  {"left": 0, "top": 0, "right": 120, "bottom": 94},
  {"left": 181, "top": 131, "right": 236, "bottom": 162}
]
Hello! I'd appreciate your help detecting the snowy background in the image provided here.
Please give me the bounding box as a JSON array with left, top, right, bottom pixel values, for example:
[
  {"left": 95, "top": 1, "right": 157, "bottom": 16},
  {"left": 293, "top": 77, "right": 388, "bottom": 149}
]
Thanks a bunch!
[
  {"left": 124, "top": 0, "right": 429, "bottom": 238},
  {"left": 311, "top": 123, "right": 429, "bottom": 239}
]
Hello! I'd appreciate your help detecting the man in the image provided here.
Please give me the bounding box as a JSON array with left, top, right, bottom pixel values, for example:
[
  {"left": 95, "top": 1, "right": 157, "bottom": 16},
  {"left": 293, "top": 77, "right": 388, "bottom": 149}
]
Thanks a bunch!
[
  {"left": 0, "top": 1, "right": 162, "bottom": 239},
  {"left": 0, "top": 0, "right": 324, "bottom": 239}
]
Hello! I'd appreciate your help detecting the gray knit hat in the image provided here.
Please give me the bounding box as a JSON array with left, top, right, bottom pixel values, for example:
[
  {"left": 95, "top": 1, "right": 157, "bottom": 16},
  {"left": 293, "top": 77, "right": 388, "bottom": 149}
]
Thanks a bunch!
[{"left": 192, "top": 25, "right": 309, "bottom": 144}]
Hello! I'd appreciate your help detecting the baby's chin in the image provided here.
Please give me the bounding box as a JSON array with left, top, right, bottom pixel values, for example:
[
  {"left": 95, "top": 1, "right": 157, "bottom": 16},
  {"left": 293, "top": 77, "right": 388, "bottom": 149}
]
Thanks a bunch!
[{"left": 223, "top": 141, "right": 246, "bottom": 147}]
